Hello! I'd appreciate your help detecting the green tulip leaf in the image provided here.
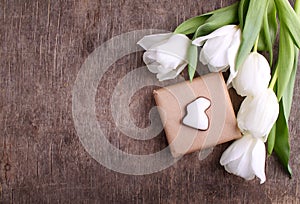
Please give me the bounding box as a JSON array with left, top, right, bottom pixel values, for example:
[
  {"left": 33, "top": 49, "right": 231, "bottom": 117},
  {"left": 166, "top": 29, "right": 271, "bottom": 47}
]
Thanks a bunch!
[
  {"left": 274, "top": 100, "right": 292, "bottom": 176},
  {"left": 267, "top": 123, "right": 276, "bottom": 155},
  {"left": 274, "top": 0, "right": 300, "bottom": 49},
  {"left": 268, "top": 0, "right": 278, "bottom": 45},
  {"left": 235, "top": 0, "right": 268, "bottom": 70},
  {"left": 270, "top": 0, "right": 300, "bottom": 178},
  {"left": 282, "top": 49, "right": 298, "bottom": 121},
  {"left": 258, "top": 0, "right": 277, "bottom": 65},
  {"left": 274, "top": 47, "right": 298, "bottom": 177},
  {"left": 238, "top": 0, "right": 250, "bottom": 29},
  {"left": 195, "top": 2, "right": 239, "bottom": 37},
  {"left": 174, "top": 2, "right": 239, "bottom": 36},
  {"left": 174, "top": 15, "right": 210, "bottom": 35},
  {"left": 187, "top": 44, "right": 198, "bottom": 81},
  {"left": 276, "top": 25, "right": 295, "bottom": 101},
  {"left": 272, "top": 47, "right": 298, "bottom": 177},
  {"left": 281, "top": 0, "right": 300, "bottom": 120}
]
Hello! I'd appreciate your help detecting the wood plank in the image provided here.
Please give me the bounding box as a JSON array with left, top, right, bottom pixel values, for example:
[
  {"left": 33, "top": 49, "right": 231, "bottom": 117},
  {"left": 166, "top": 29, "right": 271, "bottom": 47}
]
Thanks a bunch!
[{"left": 0, "top": 0, "right": 299, "bottom": 203}]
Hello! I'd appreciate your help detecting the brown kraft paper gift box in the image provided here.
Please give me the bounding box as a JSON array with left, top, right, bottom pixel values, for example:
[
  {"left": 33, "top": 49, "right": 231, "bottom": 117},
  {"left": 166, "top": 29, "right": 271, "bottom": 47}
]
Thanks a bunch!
[{"left": 153, "top": 72, "right": 241, "bottom": 157}]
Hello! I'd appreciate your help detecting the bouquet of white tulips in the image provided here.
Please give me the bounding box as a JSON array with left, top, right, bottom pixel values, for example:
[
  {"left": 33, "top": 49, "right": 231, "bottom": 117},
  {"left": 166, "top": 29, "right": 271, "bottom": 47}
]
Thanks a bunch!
[{"left": 138, "top": 0, "right": 300, "bottom": 183}]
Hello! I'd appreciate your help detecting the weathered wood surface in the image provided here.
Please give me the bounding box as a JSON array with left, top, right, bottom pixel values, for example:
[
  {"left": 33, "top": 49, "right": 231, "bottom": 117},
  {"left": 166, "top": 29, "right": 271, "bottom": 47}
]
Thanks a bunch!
[{"left": 1, "top": 0, "right": 300, "bottom": 203}]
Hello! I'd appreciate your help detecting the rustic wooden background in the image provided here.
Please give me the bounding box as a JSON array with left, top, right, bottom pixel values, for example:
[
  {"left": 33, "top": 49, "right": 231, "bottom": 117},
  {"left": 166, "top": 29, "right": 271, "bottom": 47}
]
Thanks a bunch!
[{"left": 1, "top": 0, "right": 300, "bottom": 203}]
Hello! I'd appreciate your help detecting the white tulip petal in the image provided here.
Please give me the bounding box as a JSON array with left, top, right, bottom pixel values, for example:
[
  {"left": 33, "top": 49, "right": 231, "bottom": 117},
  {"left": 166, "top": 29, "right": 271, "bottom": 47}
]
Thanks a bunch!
[
  {"left": 157, "top": 71, "right": 177, "bottom": 81},
  {"left": 199, "top": 47, "right": 209, "bottom": 65},
  {"left": 237, "top": 89, "right": 279, "bottom": 138},
  {"left": 143, "top": 51, "right": 157, "bottom": 64},
  {"left": 232, "top": 52, "right": 271, "bottom": 97},
  {"left": 157, "top": 72, "right": 175, "bottom": 81},
  {"left": 234, "top": 139, "right": 256, "bottom": 180},
  {"left": 224, "top": 159, "right": 240, "bottom": 174},
  {"left": 156, "top": 64, "right": 173, "bottom": 74},
  {"left": 143, "top": 52, "right": 160, "bottom": 73},
  {"left": 157, "top": 63, "right": 187, "bottom": 81},
  {"left": 237, "top": 96, "right": 253, "bottom": 133},
  {"left": 156, "top": 51, "right": 184, "bottom": 70},
  {"left": 192, "top": 25, "right": 237, "bottom": 46},
  {"left": 227, "top": 29, "right": 241, "bottom": 70},
  {"left": 250, "top": 55, "right": 270, "bottom": 92},
  {"left": 259, "top": 90, "right": 279, "bottom": 136},
  {"left": 220, "top": 134, "right": 252, "bottom": 165},
  {"left": 225, "top": 155, "right": 255, "bottom": 180},
  {"left": 227, "top": 71, "right": 237, "bottom": 87},
  {"left": 137, "top": 33, "right": 173, "bottom": 50},
  {"left": 138, "top": 33, "right": 191, "bottom": 81},
  {"left": 146, "top": 63, "right": 159, "bottom": 74},
  {"left": 207, "top": 63, "right": 228, "bottom": 73},
  {"left": 221, "top": 133, "right": 268, "bottom": 182},
  {"left": 175, "top": 63, "right": 187, "bottom": 75},
  {"left": 155, "top": 34, "right": 190, "bottom": 61},
  {"left": 251, "top": 138, "right": 266, "bottom": 184},
  {"left": 201, "top": 36, "right": 231, "bottom": 68},
  {"left": 226, "top": 29, "right": 241, "bottom": 85},
  {"left": 196, "top": 25, "right": 241, "bottom": 73},
  {"left": 148, "top": 34, "right": 190, "bottom": 72}
]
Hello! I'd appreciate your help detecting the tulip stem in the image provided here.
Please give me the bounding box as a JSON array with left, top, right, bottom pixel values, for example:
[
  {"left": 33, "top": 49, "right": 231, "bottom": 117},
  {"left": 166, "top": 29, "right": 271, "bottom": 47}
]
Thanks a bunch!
[
  {"left": 253, "top": 35, "right": 259, "bottom": 52},
  {"left": 269, "top": 68, "right": 278, "bottom": 90}
]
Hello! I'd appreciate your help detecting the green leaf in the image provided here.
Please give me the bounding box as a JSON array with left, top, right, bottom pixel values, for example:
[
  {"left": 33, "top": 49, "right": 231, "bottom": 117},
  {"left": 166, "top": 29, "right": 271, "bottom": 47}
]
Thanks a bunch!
[
  {"left": 274, "top": 100, "right": 292, "bottom": 176},
  {"left": 270, "top": 0, "right": 300, "bottom": 178},
  {"left": 195, "top": 2, "right": 239, "bottom": 37},
  {"left": 174, "top": 15, "right": 210, "bottom": 35},
  {"left": 274, "top": 0, "right": 300, "bottom": 49},
  {"left": 273, "top": 48, "right": 298, "bottom": 174},
  {"left": 238, "top": 0, "right": 250, "bottom": 29},
  {"left": 267, "top": 123, "right": 276, "bottom": 155},
  {"left": 187, "top": 44, "right": 198, "bottom": 81},
  {"left": 235, "top": 0, "right": 268, "bottom": 70},
  {"left": 276, "top": 25, "right": 295, "bottom": 101},
  {"left": 296, "top": 0, "right": 300, "bottom": 13},
  {"left": 258, "top": 0, "right": 277, "bottom": 65},
  {"left": 282, "top": 48, "right": 298, "bottom": 120},
  {"left": 267, "top": 0, "right": 278, "bottom": 45},
  {"left": 174, "top": 2, "right": 239, "bottom": 36}
]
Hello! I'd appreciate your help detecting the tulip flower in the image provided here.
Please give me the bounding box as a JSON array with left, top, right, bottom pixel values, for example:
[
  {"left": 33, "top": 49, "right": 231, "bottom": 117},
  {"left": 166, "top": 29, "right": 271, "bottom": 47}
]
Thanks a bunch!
[
  {"left": 220, "top": 134, "right": 266, "bottom": 184},
  {"left": 137, "top": 33, "right": 191, "bottom": 81},
  {"left": 237, "top": 88, "right": 279, "bottom": 139},
  {"left": 192, "top": 25, "right": 241, "bottom": 83},
  {"left": 232, "top": 52, "right": 271, "bottom": 97}
]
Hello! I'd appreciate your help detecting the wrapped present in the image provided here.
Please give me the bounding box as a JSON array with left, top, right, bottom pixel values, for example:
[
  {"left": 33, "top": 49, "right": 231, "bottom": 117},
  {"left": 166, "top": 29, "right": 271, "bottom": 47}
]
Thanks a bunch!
[{"left": 153, "top": 72, "right": 241, "bottom": 157}]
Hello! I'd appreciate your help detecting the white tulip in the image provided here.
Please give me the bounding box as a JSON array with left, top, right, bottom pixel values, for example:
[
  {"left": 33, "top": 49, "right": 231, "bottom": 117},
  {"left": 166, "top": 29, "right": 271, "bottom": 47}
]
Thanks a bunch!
[
  {"left": 237, "top": 89, "right": 279, "bottom": 139},
  {"left": 137, "top": 33, "right": 191, "bottom": 81},
  {"left": 232, "top": 52, "right": 271, "bottom": 97},
  {"left": 192, "top": 25, "right": 241, "bottom": 83},
  {"left": 220, "top": 134, "right": 266, "bottom": 184}
]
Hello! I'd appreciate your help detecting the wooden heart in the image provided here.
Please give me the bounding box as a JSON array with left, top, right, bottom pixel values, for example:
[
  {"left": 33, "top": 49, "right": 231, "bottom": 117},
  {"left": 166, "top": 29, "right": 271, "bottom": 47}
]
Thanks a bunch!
[{"left": 182, "top": 97, "right": 211, "bottom": 130}]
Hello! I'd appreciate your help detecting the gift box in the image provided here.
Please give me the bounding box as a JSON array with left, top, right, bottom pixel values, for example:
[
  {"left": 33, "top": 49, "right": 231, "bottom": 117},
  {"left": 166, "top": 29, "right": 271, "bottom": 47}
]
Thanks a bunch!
[{"left": 153, "top": 72, "right": 241, "bottom": 157}]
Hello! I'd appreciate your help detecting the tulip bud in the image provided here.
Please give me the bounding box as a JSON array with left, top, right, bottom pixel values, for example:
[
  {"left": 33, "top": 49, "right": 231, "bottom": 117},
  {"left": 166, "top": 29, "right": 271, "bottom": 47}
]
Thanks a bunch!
[
  {"left": 192, "top": 25, "right": 241, "bottom": 82},
  {"left": 232, "top": 52, "right": 271, "bottom": 97},
  {"left": 237, "top": 89, "right": 279, "bottom": 139},
  {"left": 220, "top": 134, "right": 266, "bottom": 184},
  {"left": 138, "top": 33, "right": 191, "bottom": 81}
]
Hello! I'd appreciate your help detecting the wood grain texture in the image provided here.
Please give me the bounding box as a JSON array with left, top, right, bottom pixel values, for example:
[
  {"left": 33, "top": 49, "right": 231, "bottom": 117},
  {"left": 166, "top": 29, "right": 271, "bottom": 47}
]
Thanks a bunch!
[{"left": 0, "top": 0, "right": 300, "bottom": 203}]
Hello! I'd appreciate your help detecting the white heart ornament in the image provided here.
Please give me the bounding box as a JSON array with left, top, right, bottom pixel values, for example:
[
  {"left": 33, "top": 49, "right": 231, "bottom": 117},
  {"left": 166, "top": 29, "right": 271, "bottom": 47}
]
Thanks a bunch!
[{"left": 182, "top": 97, "right": 211, "bottom": 130}]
